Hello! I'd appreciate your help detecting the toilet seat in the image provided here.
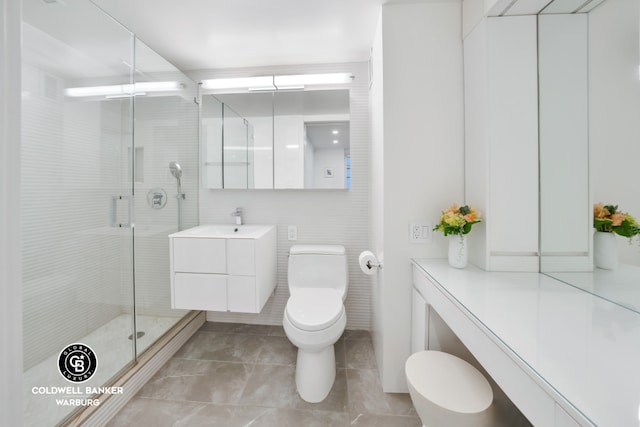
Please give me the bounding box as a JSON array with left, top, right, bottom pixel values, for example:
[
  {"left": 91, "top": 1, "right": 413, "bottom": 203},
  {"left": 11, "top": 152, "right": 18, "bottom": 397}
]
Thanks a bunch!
[{"left": 286, "top": 288, "right": 344, "bottom": 331}]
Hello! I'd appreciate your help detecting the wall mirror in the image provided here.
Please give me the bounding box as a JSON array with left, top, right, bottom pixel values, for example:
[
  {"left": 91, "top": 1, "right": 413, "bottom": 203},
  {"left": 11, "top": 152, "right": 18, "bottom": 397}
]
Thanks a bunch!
[
  {"left": 201, "top": 89, "right": 350, "bottom": 189},
  {"left": 538, "top": 0, "right": 640, "bottom": 313}
]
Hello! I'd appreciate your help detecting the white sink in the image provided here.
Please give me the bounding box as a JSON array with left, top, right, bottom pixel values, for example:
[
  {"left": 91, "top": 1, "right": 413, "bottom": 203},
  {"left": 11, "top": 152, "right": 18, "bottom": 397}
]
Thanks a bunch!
[{"left": 169, "top": 224, "right": 274, "bottom": 239}]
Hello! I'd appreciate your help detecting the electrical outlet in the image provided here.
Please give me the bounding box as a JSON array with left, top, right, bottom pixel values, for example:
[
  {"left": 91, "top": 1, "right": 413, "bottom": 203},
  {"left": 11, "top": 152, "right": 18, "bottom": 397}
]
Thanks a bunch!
[
  {"left": 412, "top": 224, "right": 422, "bottom": 240},
  {"left": 288, "top": 225, "right": 297, "bottom": 241},
  {"left": 409, "top": 222, "right": 432, "bottom": 243}
]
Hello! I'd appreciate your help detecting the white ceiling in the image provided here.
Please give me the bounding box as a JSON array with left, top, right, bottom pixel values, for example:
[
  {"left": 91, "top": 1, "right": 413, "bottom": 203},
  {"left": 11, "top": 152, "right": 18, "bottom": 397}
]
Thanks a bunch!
[{"left": 91, "top": 0, "right": 384, "bottom": 72}]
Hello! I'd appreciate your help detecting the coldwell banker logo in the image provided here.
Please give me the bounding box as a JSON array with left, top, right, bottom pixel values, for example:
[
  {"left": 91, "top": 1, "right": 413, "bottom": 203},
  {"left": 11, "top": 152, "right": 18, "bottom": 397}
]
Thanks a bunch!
[{"left": 58, "top": 343, "right": 98, "bottom": 383}]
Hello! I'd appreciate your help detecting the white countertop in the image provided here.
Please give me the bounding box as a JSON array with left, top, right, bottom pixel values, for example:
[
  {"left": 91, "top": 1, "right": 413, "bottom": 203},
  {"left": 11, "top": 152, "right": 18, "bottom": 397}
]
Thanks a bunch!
[
  {"left": 412, "top": 259, "right": 640, "bottom": 427},
  {"left": 545, "top": 264, "right": 640, "bottom": 314}
]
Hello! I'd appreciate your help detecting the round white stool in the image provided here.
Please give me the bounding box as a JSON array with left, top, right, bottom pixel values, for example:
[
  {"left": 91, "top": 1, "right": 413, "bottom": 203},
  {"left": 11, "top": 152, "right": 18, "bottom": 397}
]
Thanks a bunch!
[{"left": 405, "top": 351, "right": 493, "bottom": 427}]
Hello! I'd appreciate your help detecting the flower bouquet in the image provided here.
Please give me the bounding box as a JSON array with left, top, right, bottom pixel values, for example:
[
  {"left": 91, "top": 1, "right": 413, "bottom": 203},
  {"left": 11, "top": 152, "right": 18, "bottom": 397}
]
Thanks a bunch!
[
  {"left": 593, "top": 203, "right": 640, "bottom": 269},
  {"left": 593, "top": 203, "right": 640, "bottom": 239},
  {"left": 434, "top": 204, "right": 481, "bottom": 268},
  {"left": 433, "top": 204, "right": 481, "bottom": 236}
]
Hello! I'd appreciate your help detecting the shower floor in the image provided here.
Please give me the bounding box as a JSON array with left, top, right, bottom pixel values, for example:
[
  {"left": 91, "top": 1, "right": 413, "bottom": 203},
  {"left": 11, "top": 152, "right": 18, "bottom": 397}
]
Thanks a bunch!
[{"left": 23, "top": 314, "right": 181, "bottom": 427}]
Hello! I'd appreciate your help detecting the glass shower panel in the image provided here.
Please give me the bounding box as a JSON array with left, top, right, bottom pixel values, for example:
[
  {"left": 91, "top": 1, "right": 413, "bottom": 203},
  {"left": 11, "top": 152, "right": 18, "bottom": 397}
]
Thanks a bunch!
[
  {"left": 21, "top": 0, "right": 135, "bottom": 424},
  {"left": 131, "top": 39, "right": 196, "bottom": 356}
]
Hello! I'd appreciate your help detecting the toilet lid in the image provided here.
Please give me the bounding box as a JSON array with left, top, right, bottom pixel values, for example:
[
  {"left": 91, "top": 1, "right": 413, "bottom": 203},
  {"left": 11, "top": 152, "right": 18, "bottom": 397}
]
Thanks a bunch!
[{"left": 286, "top": 289, "right": 344, "bottom": 331}]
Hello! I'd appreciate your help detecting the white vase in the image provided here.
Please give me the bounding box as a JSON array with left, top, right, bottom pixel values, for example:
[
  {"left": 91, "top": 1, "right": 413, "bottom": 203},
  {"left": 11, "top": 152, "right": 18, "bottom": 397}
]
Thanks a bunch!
[
  {"left": 593, "top": 231, "right": 617, "bottom": 270},
  {"left": 448, "top": 234, "right": 468, "bottom": 269}
]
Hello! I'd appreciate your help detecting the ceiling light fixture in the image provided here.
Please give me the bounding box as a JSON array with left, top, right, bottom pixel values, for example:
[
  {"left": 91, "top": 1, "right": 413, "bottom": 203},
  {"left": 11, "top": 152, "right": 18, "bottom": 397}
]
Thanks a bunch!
[
  {"left": 105, "top": 92, "right": 147, "bottom": 99},
  {"left": 201, "top": 76, "right": 275, "bottom": 91},
  {"left": 333, "top": 140, "right": 339, "bottom": 144},
  {"left": 200, "top": 73, "right": 353, "bottom": 92},
  {"left": 332, "top": 130, "right": 339, "bottom": 134},
  {"left": 65, "top": 81, "right": 183, "bottom": 97},
  {"left": 274, "top": 73, "right": 353, "bottom": 88}
]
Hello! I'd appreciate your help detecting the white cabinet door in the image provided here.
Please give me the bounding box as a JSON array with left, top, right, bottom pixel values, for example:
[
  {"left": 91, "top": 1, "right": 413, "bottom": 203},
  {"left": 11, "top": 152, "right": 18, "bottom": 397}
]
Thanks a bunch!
[
  {"left": 227, "top": 276, "right": 256, "bottom": 313},
  {"left": 173, "top": 238, "right": 226, "bottom": 273},
  {"left": 227, "top": 239, "right": 255, "bottom": 276},
  {"left": 173, "top": 273, "right": 227, "bottom": 311}
]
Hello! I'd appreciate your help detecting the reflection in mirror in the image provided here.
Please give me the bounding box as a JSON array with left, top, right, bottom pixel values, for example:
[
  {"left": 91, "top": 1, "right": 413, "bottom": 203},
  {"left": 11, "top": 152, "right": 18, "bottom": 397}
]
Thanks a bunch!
[
  {"left": 201, "top": 93, "right": 273, "bottom": 189},
  {"left": 201, "top": 89, "right": 350, "bottom": 189},
  {"left": 539, "top": 0, "right": 640, "bottom": 313},
  {"left": 274, "top": 90, "right": 350, "bottom": 189},
  {"left": 202, "top": 95, "right": 223, "bottom": 188},
  {"left": 223, "top": 104, "right": 253, "bottom": 189}
]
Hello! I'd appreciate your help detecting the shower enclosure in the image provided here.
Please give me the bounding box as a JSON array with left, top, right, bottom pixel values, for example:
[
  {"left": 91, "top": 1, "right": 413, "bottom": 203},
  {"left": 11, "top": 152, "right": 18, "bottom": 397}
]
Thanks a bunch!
[{"left": 21, "top": 0, "right": 198, "bottom": 424}]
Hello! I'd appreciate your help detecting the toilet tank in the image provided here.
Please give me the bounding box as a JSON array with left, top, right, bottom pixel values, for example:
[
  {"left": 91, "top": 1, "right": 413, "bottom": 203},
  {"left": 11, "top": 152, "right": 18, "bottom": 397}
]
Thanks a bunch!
[{"left": 288, "top": 245, "right": 348, "bottom": 298}]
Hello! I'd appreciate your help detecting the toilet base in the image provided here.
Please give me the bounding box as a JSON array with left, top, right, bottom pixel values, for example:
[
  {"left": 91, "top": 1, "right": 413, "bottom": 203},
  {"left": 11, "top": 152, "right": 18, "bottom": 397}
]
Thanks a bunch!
[{"left": 295, "top": 345, "right": 336, "bottom": 403}]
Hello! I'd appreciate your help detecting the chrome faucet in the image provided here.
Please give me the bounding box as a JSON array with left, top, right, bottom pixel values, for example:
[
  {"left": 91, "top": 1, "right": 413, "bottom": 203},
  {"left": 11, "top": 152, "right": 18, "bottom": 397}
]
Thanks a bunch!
[{"left": 231, "top": 208, "right": 243, "bottom": 225}]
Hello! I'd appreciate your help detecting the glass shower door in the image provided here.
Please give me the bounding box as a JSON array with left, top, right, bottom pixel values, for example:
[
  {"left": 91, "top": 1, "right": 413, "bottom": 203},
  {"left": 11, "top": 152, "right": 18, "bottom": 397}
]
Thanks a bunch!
[
  {"left": 21, "top": 1, "right": 198, "bottom": 425},
  {"left": 131, "top": 39, "right": 196, "bottom": 356},
  {"left": 21, "top": 0, "right": 136, "bottom": 424}
]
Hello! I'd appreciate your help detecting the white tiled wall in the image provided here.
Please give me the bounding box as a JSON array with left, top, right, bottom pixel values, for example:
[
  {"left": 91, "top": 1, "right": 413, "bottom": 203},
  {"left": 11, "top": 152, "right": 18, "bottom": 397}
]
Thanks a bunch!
[{"left": 189, "top": 62, "right": 371, "bottom": 329}]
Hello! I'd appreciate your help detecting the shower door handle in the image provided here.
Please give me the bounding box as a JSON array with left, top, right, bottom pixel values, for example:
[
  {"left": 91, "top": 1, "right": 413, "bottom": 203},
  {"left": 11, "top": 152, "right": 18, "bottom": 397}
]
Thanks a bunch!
[{"left": 111, "top": 195, "right": 133, "bottom": 228}]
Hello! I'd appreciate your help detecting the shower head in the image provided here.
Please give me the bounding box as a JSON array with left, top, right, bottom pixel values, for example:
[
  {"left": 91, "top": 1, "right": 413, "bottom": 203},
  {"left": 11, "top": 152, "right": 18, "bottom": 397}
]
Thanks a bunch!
[{"left": 169, "top": 161, "right": 182, "bottom": 180}]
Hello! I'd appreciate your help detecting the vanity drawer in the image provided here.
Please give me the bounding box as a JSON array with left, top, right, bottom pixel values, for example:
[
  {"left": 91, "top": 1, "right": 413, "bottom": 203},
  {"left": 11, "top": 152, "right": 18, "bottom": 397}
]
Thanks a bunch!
[
  {"left": 172, "top": 237, "right": 226, "bottom": 273},
  {"left": 173, "top": 273, "right": 227, "bottom": 311}
]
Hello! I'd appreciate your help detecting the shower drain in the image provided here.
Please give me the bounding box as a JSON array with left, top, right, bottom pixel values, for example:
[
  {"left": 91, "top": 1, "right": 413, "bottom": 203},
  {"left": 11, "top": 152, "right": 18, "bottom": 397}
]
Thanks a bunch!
[{"left": 128, "top": 331, "right": 145, "bottom": 340}]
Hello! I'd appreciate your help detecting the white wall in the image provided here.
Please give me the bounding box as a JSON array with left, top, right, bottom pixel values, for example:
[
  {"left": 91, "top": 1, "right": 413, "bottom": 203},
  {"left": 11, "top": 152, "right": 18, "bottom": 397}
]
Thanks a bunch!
[
  {"left": 589, "top": 0, "right": 640, "bottom": 265},
  {"left": 190, "top": 62, "right": 371, "bottom": 330},
  {"left": 0, "top": 0, "right": 23, "bottom": 423},
  {"left": 370, "top": 1, "right": 465, "bottom": 392}
]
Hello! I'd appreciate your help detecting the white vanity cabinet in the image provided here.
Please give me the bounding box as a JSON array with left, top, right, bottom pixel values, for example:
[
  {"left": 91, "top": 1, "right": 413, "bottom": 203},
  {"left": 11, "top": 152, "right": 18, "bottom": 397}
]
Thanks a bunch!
[{"left": 169, "top": 225, "right": 277, "bottom": 313}]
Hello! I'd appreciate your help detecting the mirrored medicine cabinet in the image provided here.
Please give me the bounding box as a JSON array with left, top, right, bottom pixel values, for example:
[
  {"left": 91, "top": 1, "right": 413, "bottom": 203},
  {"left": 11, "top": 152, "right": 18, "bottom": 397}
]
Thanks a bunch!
[{"left": 201, "top": 88, "right": 350, "bottom": 190}]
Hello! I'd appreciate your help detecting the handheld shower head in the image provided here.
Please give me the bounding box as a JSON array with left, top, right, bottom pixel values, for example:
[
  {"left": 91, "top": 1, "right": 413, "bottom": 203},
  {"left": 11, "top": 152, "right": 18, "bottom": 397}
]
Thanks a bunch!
[{"left": 169, "top": 161, "right": 182, "bottom": 180}]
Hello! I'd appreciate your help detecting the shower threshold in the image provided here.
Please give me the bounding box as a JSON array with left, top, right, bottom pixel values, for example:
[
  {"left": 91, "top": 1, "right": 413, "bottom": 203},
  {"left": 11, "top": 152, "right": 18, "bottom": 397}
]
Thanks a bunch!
[{"left": 23, "top": 314, "right": 181, "bottom": 427}]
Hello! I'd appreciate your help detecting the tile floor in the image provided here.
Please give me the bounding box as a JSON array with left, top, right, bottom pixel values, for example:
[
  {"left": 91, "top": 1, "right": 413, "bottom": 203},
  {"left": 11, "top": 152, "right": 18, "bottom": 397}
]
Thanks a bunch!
[
  {"left": 108, "top": 322, "right": 532, "bottom": 426},
  {"left": 108, "top": 322, "right": 422, "bottom": 426}
]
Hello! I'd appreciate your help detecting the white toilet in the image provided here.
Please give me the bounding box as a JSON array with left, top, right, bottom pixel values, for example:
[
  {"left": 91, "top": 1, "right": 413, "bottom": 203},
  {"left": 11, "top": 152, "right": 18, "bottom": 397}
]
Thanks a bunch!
[
  {"left": 405, "top": 350, "right": 494, "bottom": 427},
  {"left": 283, "top": 245, "right": 348, "bottom": 403}
]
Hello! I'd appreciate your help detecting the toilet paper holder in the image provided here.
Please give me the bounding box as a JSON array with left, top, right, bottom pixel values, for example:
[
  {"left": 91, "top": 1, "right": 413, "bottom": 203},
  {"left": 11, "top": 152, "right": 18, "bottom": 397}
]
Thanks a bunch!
[
  {"left": 359, "top": 250, "right": 382, "bottom": 274},
  {"left": 366, "top": 259, "right": 382, "bottom": 270}
]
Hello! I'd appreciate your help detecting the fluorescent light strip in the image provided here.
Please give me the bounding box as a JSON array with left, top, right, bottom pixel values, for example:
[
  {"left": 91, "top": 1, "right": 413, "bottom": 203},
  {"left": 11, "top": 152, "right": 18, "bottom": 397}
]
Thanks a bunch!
[
  {"left": 105, "top": 92, "right": 147, "bottom": 99},
  {"left": 201, "top": 76, "right": 274, "bottom": 90},
  {"left": 274, "top": 73, "right": 353, "bottom": 87},
  {"left": 200, "top": 73, "right": 353, "bottom": 92},
  {"left": 65, "top": 81, "right": 182, "bottom": 98}
]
